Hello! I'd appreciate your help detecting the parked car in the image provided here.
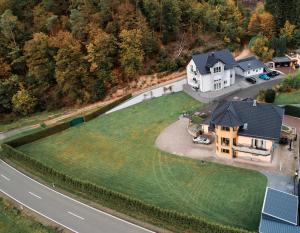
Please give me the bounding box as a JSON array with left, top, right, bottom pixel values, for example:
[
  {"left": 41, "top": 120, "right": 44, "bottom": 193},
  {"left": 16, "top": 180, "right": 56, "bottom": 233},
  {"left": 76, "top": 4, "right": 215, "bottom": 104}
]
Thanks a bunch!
[
  {"left": 259, "top": 73, "right": 270, "bottom": 80},
  {"left": 267, "top": 71, "right": 280, "bottom": 77},
  {"left": 193, "top": 136, "right": 210, "bottom": 145},
  {"left": 279, "top": 137, "right": 289, "bottom": 145},
  {"left": 245, "top": 77, "right": 256, "bottom": 84}
]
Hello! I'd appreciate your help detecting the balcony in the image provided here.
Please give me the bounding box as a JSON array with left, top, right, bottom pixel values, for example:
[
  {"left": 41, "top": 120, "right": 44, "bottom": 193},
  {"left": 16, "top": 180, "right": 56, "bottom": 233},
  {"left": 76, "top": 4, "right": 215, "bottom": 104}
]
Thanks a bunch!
[{"left": 232, "top": 145, "right": 271, "bottom": 156}]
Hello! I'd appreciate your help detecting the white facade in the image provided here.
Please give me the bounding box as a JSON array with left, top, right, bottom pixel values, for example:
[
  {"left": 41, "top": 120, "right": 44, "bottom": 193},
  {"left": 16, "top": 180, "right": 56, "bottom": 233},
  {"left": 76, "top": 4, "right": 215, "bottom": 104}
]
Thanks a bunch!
[
  {"left": 235, "top": 66, "right": 264, "bottom": 77},
  {"left": 186, "top": 59, "right": 235, "bottom": 93}
]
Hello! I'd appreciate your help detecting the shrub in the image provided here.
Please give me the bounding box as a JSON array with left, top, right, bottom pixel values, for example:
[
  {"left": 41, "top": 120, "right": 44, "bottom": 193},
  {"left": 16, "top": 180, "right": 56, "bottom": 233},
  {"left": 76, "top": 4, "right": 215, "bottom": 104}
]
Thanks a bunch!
[
  {"left": 284, "top": 105, "right": 300, "bottom": 118},
  {"left": 191, "top": 115, "right": 203, "bottom": 125},
  {"left": 264, "top": 89, "right": 276, "bottom": 103}
]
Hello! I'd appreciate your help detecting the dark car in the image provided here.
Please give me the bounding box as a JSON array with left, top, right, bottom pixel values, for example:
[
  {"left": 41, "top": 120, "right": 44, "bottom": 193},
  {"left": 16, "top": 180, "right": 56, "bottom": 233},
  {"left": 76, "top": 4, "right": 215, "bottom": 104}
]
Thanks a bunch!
[
  {"left": 279, "top": 137, "right": 289, "bottom": 145},
  {"left": 267, "top": 71, "right": 280, "bottom": 77},
  {"left": 245, "top": 77, "right": 256, "bottom": 84}
]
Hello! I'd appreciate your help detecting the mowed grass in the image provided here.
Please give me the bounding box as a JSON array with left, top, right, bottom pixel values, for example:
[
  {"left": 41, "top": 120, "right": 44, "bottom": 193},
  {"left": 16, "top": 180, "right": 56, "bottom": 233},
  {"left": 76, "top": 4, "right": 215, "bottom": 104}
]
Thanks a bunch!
[
  {"left": 0, "top": 198, "right": 59, "bottom": 233},
  {"left": 18, "top": 92, "right": 267, "bottom": 230},
  {"left": 275, "top": 90, "right": 300, "bottom": 105}
]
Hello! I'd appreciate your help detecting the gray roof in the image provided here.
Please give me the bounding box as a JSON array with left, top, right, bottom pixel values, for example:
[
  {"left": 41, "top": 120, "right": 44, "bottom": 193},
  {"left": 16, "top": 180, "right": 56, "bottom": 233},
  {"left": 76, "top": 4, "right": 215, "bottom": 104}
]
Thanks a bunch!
[
  {"left": 237, "top": 56, "right": 266, "bottom": 71},
  {"left": 262, "top": 188, "right": 298, "bottom": 225},
  {"left": 259, "top": 188, "right": 300, "bottom": 233},
  {"left": 273, "top": 56, "right": 291, "bottom": 63},
  {"left": 192, "top": 49, "right": 237, "bottom": 75},
  {"left": 210, "top": 100, "right": 284, "bottom": 141},
  {"left": 260, "top": 217, "right": 300, "bottom": 233}
]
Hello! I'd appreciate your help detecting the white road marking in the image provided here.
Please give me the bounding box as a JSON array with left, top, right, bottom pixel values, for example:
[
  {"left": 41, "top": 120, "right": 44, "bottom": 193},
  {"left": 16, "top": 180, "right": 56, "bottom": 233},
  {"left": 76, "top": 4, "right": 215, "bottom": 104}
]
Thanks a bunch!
[
  {"left": 0, "top": 189, "right": 79, "bottom": 233},
  {"left": 1, "top": 160, "right": 155, "bottom": 233},
  {"left": 1, "top": 174, "right": 10, "bottom": 181},
  {"left": 28, "top": 191, "right": 42, "bottom": 199},
  {"left": 68, "top": 211, "right": 85, "bottom": 220}
]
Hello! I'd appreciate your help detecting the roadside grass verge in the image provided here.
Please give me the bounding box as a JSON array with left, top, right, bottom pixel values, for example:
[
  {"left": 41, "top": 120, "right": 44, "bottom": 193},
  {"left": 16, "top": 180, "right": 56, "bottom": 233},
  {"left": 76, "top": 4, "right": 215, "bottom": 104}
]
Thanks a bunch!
[
  {"left": 16, "top": 92, "right": 267, "bottom": 230},
  {"left": 0, "top": 197, "right": 60, "bottom": 233}
]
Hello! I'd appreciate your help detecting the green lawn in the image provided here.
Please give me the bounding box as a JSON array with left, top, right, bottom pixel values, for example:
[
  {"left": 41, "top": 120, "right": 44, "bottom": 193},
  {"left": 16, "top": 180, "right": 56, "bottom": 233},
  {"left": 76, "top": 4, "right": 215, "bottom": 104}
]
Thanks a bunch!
[
  {"left": 0, "top": 198, "right": 59, "bottom": 233},
  {"left": 18, "top": 92, "right": 267, "bottom": 230},
  {"left": 275, "top": 90, "right": 300, "bottom": 105}
]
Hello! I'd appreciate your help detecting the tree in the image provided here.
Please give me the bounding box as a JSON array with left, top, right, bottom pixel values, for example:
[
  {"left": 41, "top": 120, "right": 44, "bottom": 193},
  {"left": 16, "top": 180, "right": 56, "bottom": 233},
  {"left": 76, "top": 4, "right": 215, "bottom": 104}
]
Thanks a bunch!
[
  {"left": 24, "top": 33, "right": 55, "bottom": 86},
  {"left": 264, "top": 89, "right": 276, "bottom": 103},
  {"left": 161, "top": 0, "right": 181, "bottom": 43},
  {"left": 250, "top": 35, "right": 274, "bottom": 62},
  {"left": 69, "top": 9, "right": 88, "bottom": 40},
  {"left": 0, "top": 56, "right": 11, "bottom": 79},
  {"left": 50, "top": 31, "right": 89, "bottom": 103},
  {"left": 12, "top": 86, "right": 37, "bottom": 115},
  {"left": 86, "top": 28, "right": 117, "bottom": 75},
  {"left": 0, "top": 75, "right": 18, "bottom": 113},
  {"left": 119, "top": 29, "right": 144, "bottom": 79},
  {"left": 259, "top": 12, "right": 276, "bottom": 39},
  {"left": 0, "top": 9, "right": 18, "bottom": 47},
  {"left": 32, "top": 3, "right": 53, "bottom": 32},
  {"left": 280, "top": 20, "right": 296, "bottom": 40}
]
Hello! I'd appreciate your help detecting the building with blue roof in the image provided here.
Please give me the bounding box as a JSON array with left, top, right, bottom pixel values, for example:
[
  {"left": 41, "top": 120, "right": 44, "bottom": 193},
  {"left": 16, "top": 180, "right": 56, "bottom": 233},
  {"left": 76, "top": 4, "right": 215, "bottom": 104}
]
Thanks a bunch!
[
  {"left": 186, "top": 49, "right": 237, "bottom": 92},
  {"left": 235, "top": 56, "right": 266, "bottom": 77},
  {"left": 259, "top": 187, "right": 300, "bottom": 233}
]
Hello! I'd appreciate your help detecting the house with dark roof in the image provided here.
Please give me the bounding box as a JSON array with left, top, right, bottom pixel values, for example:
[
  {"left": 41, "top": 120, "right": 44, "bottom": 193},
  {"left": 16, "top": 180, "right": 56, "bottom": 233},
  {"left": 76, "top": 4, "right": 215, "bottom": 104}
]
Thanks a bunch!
[
  {"left": 235, "top": 56, "right": 266, "bottom": 77},
  {"left": 186, "top": 49, "right": 237, "bottom": 92},
  {"left": 202, "top": 99, "right": 284, "bottom": 162},
  {"left": 259, "top": 187, "right": 300, "bottom": 233}
]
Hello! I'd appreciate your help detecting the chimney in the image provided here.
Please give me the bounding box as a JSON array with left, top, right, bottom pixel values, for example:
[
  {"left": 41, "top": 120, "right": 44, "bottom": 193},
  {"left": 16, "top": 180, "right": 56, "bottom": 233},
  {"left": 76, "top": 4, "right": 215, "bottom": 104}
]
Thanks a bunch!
[
  {"left": 243, "top": 123, "right": 248, "bottom": 130},
  {"left": 253, "top": 100, "right": 257, "bottom": 107}
]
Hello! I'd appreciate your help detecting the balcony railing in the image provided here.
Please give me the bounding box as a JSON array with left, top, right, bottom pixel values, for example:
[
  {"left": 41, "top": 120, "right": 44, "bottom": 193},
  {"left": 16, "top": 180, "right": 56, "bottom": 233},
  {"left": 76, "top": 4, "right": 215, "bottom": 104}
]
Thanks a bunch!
[{"left": 233, "top": 145, "right": 270, "bottom": 156}]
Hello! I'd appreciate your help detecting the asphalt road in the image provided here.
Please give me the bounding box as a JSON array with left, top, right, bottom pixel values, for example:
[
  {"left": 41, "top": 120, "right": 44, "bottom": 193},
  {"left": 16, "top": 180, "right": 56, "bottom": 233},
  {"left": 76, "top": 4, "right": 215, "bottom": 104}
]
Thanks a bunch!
[{"left": 0, "top": 160, "right": 154, "bottom": 233}]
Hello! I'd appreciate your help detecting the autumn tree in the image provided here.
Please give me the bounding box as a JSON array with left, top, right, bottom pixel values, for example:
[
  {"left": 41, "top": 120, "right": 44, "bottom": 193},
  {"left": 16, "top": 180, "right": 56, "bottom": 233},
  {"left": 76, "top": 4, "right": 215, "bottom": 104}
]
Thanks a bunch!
[
  {"left": 12, "top": 86, "right": 37, "bottom": 115},
  {"left": 0, "top": 75, "right": 18, "bottom": 113},
  {"left": 250, "top": 35, "right": 274, "bottom": 62},
  {"left": 280, "top": 20, "right": 297, "bottom": 40},
  {"left": 0, "top": 56, "right": 11, "bottom": 79},
  {"left": 119, "top": 29, "right": 144, "bottom": 79},
  {"left": 50, "top": 31, "right": 89, "bottom": 103}
]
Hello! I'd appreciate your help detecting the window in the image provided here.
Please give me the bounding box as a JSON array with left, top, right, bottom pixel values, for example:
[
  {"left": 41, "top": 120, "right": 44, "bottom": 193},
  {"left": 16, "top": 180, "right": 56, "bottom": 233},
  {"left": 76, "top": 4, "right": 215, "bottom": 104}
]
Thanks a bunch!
[
  {"left": 221, "top": 126, "right": 230, "bottom": 131},
  {"left": 248, "top": 71, "right": 250, "bottom": 74},
  {"left": 224, "top": 80, "right": 227, "bottom": 85},
  {"left": 230, "top": 74, "right": 233, "bottom": 78},
  {"left": 221, "top": 137, "right": 230, "bottom": 146},
  {"left": 221, "top": 149, "right": 230, "bottom": 154},
  {"left": 190, "top": 65, "right": 193, "bottom": 72},
  {"left": 252, "top": 139, "right": 266, "bottom": 150},
  {"left": 214, "top": 67, "right": 221, "bottom": 73}
]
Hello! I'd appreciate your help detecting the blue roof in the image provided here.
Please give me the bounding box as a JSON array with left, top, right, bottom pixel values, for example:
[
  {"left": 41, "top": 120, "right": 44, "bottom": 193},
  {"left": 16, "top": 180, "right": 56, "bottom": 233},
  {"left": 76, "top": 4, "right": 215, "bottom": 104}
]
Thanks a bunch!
[
  {"left": 260, "top": 217, "right": 300, "bottom": 233},
  {"left": 262, "top": 188, "right": 298, "bottom": 225},
  {"left": 192, "top": 49, "right": 237, "bottom": 75},
  {"left": 237, "top": 56, "right": 266, "bottom": 71}
]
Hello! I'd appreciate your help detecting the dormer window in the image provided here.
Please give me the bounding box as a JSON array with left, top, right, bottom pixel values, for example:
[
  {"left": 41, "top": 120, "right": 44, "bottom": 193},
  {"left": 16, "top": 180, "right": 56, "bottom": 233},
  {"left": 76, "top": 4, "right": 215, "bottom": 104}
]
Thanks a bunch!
[{"left": 214, "top": 67, "right": 221, "bottom": 73}]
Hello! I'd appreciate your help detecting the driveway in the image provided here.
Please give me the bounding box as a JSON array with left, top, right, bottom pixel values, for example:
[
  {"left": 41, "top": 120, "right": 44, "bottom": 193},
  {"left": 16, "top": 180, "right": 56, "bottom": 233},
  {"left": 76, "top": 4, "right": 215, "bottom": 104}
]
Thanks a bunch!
[{"left": 156, "top": 118, "right": 299, "bottom": 194}]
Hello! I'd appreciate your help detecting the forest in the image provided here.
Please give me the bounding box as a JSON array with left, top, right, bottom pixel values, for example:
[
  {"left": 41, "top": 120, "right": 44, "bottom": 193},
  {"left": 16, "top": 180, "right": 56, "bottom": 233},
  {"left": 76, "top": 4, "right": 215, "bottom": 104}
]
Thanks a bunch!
[{"left": 0, "top": 0, "right": 300, "bottom": 119}]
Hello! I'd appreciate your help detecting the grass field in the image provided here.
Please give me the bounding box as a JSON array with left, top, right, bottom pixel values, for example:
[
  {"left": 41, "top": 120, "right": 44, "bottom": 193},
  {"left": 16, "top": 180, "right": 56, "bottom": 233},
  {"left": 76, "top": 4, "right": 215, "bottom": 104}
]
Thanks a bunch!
[
  {"left": 275, "top": 90, "right": 300, "bottom": 105},
  {"left": 0, "top": 198, "right": 59, "bottom": 233},
  {"left": 18, "top": 92, "right": 267, "bottom": 230}
]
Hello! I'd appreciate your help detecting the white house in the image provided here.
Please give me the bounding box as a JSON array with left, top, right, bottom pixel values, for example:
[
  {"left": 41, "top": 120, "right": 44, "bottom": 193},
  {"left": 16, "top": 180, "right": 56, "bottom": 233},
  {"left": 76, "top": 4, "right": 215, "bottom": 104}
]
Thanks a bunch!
[
  {"left": 235, "top": 56, "right": 266, "bottom": 77},
  {"left": 186, "top": 49, "right": 237, "bottom": 92}
]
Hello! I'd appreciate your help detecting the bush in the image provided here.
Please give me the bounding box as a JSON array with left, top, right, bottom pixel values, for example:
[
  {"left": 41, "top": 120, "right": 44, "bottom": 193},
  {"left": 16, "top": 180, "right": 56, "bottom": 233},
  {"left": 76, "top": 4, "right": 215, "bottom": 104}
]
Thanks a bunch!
[
  {"left": 284, "top": 105, "right": 300, "bottom": 118},
  {"left": 264, "top": 89, "right": 276, "bottom": 103},
  {"left": 1, "top": 144, "right": 253, "bottom": 233},
  {"left": 191, "top": 115, "right": 203, "bottom": 125}
]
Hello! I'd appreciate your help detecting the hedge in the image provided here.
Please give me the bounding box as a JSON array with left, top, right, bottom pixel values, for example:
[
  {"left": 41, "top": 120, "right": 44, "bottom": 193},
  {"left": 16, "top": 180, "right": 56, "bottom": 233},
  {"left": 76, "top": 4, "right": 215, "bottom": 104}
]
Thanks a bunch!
[
  {"left": 84, "top": 94, "right": 132, "bottom": 122},
  {"left": 1, "top": 144, "right": 253, "bottom": 233},
  {"left": 284, "top": 105, "right": 300, "bottom": 118},
  {"left": 6, "top": 121, "right": 71, "bottom": 148}
]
